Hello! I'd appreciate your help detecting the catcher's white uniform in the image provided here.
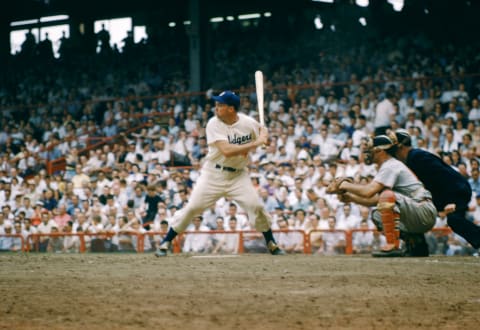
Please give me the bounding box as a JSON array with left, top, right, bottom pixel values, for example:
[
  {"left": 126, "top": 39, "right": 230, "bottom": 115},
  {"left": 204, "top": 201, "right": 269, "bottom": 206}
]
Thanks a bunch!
[{"left": 373, "top": 157, "right": 437, "bottom": 233}]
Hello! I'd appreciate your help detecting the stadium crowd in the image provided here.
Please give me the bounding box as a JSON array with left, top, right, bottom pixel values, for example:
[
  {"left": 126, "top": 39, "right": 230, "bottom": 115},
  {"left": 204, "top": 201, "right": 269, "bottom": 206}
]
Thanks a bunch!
[{"left": 1, "top": 22, "right": 480, "bottom": 256}]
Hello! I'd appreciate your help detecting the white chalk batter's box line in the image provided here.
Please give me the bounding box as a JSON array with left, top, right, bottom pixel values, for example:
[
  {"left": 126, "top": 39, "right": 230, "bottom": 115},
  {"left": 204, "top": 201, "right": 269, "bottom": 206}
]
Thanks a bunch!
[
  {"left": 191, "top": 255, "right": 240, "bottom": 259},
  {"left": 341, "top": 256, "right": 480, "bottom": 266}
]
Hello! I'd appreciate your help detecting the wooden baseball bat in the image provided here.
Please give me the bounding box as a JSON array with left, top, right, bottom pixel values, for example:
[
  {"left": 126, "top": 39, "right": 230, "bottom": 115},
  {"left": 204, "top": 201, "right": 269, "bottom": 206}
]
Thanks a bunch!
[
  {"left": 255, "top": 70, "right": 266, "bottom": 148},
  {"left": 255, "top": 70, "right": 264, "bottom": 126}
]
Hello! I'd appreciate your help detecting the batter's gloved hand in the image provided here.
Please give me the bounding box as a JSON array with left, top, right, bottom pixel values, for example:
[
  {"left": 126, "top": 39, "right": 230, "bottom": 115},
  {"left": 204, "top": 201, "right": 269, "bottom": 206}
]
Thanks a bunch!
[{"left": 325, "top": 177, "right": 353, "bottom": 194}]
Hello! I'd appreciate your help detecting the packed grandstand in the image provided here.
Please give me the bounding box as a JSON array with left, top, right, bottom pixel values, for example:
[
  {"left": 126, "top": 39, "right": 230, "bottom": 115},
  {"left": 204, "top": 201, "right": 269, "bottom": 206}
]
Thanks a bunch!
[{"left": 0, "top": 0, "right": 479, "bottom": 255}]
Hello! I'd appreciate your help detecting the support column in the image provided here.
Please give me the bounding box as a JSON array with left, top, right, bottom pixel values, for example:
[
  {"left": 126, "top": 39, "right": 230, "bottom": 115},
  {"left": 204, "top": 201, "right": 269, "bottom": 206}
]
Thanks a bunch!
[
  {"left": 0, "top": 20, "right": 10, "bottom": 63},
  {"left": 188, "top": 0, "right": 203, "bottom": 93}
]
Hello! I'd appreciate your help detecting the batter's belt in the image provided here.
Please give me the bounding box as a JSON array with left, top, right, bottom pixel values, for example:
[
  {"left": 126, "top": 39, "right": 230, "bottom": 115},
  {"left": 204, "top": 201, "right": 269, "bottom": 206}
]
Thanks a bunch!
[{"left": 215, "top": 164, "right": 240, "bottom": 172}]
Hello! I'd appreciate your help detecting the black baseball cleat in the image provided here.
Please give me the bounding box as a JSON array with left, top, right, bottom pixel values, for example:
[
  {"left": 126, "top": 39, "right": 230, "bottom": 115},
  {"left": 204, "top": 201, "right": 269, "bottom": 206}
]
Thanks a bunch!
[
  {"left": 402, "top": 232, "right": 430, "bottom": 257},
  {"left": 267, "top": 241, "right": 286, "bottom": 255},
  {"left": 372, "top": 249, "right": 405, "bottom": 257},
  {"left": 372, "top": 244, "right": 405, "bottom": 258},
  {"left": 154, "top": 242, "right": 170, "bottom": 257}
]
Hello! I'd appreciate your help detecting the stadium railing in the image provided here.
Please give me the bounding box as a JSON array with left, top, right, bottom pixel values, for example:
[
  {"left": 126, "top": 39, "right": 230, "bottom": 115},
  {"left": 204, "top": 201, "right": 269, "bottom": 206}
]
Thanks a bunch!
[{"left": 10, "top": 227, "right": 455, "bottom": 255}]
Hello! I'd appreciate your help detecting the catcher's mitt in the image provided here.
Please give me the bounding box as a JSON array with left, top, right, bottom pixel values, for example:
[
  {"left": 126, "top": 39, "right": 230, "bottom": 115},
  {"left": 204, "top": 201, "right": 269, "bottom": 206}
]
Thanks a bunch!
[{"left": 326, "top": 177, "right": 353, "bottom": 194}]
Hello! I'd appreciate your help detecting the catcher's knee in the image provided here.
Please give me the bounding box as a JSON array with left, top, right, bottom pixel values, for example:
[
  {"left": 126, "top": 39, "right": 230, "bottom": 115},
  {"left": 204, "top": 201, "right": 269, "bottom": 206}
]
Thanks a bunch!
[
  {"left": 376, "top": 190, "right": 400, "bottom": 226},
  {"left": 377, "top": 190, "right": 396, "bottom": 211}
]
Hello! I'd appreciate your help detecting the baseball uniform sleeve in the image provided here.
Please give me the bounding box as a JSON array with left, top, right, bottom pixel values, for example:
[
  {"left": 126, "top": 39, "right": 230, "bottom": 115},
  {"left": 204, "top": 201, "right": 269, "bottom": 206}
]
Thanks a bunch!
[
  {"left": 206, "top": 117, "right": 228, "bottom": 145},
  {"left": 373, "top": 158, "right": 400, "bottom": 189}
]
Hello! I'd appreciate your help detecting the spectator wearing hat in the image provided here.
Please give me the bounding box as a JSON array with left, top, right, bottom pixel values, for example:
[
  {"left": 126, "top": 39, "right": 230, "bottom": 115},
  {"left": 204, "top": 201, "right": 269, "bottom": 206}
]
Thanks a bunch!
[{"left": 330, "top": 121, "right": 348, "bottom": 145}]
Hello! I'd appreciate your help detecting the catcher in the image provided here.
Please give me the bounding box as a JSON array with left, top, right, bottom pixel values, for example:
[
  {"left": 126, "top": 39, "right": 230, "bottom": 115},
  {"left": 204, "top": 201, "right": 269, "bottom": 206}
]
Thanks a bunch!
[{"left": 327, "top": 134, "right": 437, "bottom": 257}]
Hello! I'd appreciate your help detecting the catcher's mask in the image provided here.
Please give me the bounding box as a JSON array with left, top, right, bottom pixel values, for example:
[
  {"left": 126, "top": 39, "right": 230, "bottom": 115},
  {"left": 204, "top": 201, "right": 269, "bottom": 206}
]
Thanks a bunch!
[{"left": 362, "top": 133, "right": 397, "bottom": 165}]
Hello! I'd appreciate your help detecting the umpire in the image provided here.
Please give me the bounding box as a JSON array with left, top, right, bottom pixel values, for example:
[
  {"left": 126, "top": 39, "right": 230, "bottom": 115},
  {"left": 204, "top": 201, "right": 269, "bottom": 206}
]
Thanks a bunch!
[{"left": 394, "top": 129, "right": 480, "bottom": 253}]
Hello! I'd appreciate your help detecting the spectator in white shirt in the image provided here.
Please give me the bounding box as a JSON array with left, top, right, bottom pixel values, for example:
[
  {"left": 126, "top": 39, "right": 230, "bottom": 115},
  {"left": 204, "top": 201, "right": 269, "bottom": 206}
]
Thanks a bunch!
[
  {"left": 374, "top": 90, "right": 396, "bottom": 135},
  {"left": 182, "top": 216, "right": 211, "bottom": 253},
  {"left": 468, "top": 98, "right": 480, "bottom": 123}
]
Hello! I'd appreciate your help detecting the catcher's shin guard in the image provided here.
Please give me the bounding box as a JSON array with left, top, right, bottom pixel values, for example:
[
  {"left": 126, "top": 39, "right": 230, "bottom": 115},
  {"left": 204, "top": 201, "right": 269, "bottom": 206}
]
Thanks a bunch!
[{"left": 377, "top": 190, "right": 400, "bottom": 249}]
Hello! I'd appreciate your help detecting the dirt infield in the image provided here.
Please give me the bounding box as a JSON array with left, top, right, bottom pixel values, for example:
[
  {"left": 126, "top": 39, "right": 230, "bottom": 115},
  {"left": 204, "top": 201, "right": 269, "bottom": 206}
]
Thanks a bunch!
[{"left": 0, "top": 253, "right": 479, "bottom": 330}]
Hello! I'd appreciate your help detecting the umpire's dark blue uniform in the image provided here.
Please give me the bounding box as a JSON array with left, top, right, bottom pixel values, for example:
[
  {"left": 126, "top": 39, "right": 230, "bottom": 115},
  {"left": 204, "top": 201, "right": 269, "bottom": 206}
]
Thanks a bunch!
[{"left": 406, "top": 148, "right": 480, "bottom": 249}]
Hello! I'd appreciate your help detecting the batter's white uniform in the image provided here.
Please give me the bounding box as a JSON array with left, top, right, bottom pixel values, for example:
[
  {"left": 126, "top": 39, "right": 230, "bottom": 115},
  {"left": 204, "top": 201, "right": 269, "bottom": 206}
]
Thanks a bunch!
[{"left": 170, "top": 113, "right": 272, "bottom": 233}]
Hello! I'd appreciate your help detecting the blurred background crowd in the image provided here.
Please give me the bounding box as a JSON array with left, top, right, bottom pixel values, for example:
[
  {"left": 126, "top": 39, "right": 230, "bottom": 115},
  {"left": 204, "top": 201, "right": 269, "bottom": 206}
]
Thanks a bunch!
[{"left": 0, "top": 0, "right": 479, "bottom": 255}]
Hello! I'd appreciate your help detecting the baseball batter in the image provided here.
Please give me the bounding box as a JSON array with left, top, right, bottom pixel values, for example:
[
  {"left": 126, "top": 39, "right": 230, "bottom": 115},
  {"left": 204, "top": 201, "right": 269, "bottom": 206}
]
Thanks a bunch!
[
  {"left": 155, "top": 91, "right": 285, "bottom": 256},
  {"left": 334, "top": 134, "right": 437, "bottom": 257}
]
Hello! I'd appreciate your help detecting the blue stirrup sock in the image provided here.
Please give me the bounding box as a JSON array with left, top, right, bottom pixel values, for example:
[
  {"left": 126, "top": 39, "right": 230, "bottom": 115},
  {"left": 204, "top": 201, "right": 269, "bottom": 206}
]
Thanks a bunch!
[
  {"left": 161, "top": 227, "right": 178, "bottom": 245},
  {"left": 262, "top": 229, "right": 276, "bottom": 244}
]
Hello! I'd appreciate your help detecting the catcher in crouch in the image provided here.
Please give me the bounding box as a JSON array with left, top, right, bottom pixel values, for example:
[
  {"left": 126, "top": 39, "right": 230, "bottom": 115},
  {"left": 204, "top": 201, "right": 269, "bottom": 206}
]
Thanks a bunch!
[{"left": 327, "top": 134, "right": 437, "bottom": 257}]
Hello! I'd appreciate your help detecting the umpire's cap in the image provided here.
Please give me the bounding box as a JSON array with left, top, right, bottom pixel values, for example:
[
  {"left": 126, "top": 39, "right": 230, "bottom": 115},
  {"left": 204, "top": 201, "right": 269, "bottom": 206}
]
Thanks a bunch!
[
  {"left": 212, "top": 91, "right": 240, "bottom": 108},
  {"left": 395, "top": 129, "right": 412, "bottom": 147},
  {"left": 372, "top": 132, "right": 397, "bottom": 150}
]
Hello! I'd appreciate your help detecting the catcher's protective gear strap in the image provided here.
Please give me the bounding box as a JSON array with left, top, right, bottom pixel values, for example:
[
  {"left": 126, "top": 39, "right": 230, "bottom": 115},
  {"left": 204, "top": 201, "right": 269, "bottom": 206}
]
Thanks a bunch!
[
  {"left": 377, "top": 202, "right": 395, "bottom": 210},
  {"left": 378, "top": 190, "right": 400, "bottom": 249}
]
